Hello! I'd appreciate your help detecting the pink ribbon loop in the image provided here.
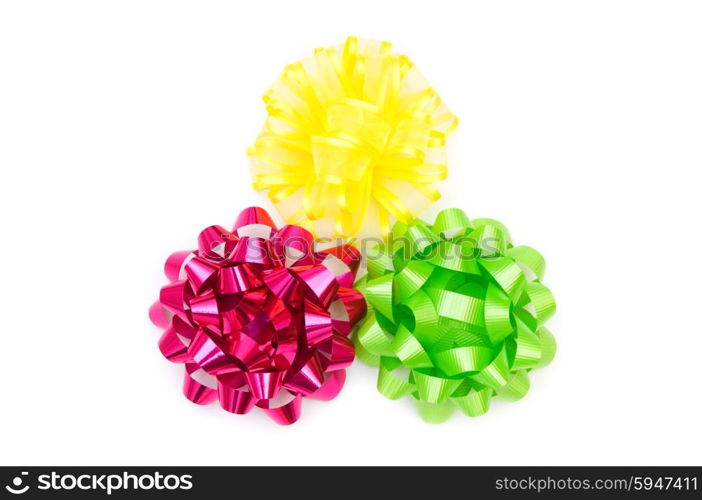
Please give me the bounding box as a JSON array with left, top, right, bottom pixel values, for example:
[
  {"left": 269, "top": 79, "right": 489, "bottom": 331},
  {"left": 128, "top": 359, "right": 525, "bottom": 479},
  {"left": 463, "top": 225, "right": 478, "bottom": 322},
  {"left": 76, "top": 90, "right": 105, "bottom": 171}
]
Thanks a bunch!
[
  {"left": 150, "top": 207, "right": 366, "bottom": 424},
  {"left": 198, "top": 225, "right": 237, "bottom": 261}
]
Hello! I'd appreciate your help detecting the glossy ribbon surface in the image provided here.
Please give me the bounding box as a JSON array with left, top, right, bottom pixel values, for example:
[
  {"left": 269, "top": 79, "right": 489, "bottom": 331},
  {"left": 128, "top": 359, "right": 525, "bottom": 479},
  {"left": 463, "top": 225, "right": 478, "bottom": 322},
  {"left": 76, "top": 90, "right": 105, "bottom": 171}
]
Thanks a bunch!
[
  {"left": 149, "top": 207, "right": 366, "bottom": 424},
  {"left": 249, "top": 36, "right": 457, "bottom": 238},
  {"left": 354, "top": 208, "right": 556, "bottom": 422}
]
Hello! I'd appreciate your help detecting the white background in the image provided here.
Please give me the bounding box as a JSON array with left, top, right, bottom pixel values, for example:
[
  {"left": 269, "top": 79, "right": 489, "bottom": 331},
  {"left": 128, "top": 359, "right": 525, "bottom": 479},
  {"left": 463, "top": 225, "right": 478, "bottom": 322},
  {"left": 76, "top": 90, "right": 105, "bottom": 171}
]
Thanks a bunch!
[{"left": 1, "top": 0, "right": 700, "bottom": 466}]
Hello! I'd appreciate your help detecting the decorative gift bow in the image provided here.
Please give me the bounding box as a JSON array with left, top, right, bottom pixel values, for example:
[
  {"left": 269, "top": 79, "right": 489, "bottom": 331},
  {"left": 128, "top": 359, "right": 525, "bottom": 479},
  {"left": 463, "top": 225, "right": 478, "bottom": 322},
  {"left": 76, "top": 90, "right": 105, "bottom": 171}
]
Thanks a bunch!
[
  {"left": 250, "top": 36, "right": 457, "bottom": 238},
  {"left": 150, "top": 207, "right": 366, "bottom": 424},
  {"left": 355, "top": 209, "right": 556, "bottom": 422}
]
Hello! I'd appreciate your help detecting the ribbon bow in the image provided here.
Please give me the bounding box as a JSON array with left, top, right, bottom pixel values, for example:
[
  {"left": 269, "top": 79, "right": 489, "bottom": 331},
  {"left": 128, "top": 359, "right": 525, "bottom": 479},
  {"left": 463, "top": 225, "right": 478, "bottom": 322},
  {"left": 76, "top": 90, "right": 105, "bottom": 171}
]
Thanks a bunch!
[
  {"left": 355, "top": 209, "right": 556, "bottom": 422},
  {"left": 249, "top": 36, "right": 457, "bottom": 238},
  {"left": 149, "top": 207, "right": 366, "bottom": 424}
]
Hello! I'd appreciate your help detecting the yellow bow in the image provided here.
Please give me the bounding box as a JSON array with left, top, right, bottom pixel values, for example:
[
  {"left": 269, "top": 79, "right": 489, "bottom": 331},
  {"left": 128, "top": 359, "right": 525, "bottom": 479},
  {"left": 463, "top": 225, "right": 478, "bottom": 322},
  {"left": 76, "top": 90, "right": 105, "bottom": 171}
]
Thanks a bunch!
[{"left": 249, "top": 36, "right": 457, "bottom": 239}]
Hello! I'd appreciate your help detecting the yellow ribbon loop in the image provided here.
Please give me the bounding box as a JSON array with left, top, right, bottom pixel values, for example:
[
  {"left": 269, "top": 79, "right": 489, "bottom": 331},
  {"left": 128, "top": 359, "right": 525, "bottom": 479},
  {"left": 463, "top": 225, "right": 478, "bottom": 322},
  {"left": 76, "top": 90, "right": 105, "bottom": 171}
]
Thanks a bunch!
[{"left": 249, "top": 36, "right": 457, "bottom": 239}]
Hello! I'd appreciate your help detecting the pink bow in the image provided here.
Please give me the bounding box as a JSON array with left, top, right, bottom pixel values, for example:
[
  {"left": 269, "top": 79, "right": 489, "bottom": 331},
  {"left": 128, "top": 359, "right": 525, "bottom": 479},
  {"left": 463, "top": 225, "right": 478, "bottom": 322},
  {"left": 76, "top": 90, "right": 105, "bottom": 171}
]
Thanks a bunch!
[{"left": 150, "top": 207, "right": 366, "bottom": 424}]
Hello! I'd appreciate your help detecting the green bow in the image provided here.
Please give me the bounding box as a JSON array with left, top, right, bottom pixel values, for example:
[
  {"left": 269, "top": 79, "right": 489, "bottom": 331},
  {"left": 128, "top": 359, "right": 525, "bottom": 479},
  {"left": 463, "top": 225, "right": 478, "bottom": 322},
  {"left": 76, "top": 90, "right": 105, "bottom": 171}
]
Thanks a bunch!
[{"left": 354, "top": 208, "right": 556, "bottom": 422}]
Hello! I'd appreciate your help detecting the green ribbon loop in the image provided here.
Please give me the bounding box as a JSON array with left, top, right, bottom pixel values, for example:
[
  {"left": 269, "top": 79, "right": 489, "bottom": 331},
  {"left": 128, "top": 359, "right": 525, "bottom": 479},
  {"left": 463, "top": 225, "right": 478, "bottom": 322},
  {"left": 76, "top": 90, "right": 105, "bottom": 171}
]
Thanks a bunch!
[{"left": 354, "top": 208, "right": 557, "bottom": 422}]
